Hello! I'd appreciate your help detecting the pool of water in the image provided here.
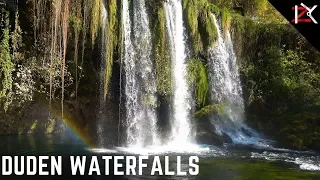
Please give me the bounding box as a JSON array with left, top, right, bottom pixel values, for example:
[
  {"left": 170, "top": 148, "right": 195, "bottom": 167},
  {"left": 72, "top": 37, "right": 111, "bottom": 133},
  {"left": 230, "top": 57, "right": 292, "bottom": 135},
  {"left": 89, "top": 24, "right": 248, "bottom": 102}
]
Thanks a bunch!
[{"left": 1, "top": 134, "right": 320, "bottom": 180}]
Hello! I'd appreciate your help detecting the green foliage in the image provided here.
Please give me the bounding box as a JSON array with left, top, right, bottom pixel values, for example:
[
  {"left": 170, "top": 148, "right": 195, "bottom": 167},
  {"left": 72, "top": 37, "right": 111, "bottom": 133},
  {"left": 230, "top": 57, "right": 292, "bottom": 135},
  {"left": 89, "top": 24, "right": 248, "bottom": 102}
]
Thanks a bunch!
[
  {"left": 244, "top": 46, "right": 320, "bottom": 114},
  {"left": 233, "top": 17, "right": 320, "bottom": 149},
  {"left": 221, "top": 8, "right": 231, "bottom": 36},
  {"left": 257, "top": 3, "right": 286, "bottom": 23},
  {"left": 209, "top": 0, "right": 234, "bottom": 10},
  {"left": 243, "top": 0, "right": 268, "bottom": 16},
  {"left": 187, "top": 59, "right": 209, "bottom": 107},
  {"left": 0, "top": 9, "right": 33, "bottom": 111},
  {"left": 229, "top": 13, "right": 246, "bottom": 37},
  {"left": 209, "top": 0, "right": 271, "bottom": 17},
  {"left": 69, "top": 13, "right": 82, "bottom": 32},
  {"left": 240, "top": 21, "right": 320, "bottom": 114},
  {"left": 11, "top": 11, "right": 24, "bottom": 63},
  {"left": 274, "top": 113, "right": 320, "bottom": 149},
  {"left": 0, "top": 10, "right": 14, "bottom": 111}
]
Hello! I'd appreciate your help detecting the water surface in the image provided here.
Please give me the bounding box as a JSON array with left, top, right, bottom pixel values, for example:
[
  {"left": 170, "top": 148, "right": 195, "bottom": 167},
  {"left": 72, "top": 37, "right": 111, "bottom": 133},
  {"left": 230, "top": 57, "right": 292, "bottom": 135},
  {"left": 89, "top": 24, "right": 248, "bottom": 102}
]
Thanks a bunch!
[{"left": 1, "top": 134, "right": 320, "bottom": 180}]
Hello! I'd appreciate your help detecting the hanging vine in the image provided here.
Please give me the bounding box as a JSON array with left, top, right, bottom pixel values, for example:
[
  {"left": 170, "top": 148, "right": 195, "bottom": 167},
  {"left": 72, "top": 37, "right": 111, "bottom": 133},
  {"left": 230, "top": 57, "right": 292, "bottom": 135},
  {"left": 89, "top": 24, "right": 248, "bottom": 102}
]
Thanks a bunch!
[
  {"left": 78, "top": 0, "right": 90, "bottom": 93},
  {"left": 0, "top": 10, "right": 14, "bottom": 111},
  {"left": 61, "top": 0, "right": 70, "bottom": 118},
  {"left": 70, "top": 0, "right": 82, "bottom": 108},
  {"left": 48, "top": 0, "right": 63, "bottom": 112}
]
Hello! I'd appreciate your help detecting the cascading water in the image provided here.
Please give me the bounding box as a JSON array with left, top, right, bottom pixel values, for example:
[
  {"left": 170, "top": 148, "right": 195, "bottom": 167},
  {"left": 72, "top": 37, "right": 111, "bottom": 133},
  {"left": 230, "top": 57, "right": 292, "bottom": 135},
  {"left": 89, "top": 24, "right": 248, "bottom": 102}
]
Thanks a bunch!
[
  {"left": 97, "top": 1, "right": 108, "bottom": 147},
  {"left": 208, "top": 15, "right": 268, "bottom": 146},
  {"left": 164, "top": 0, "right": 194, "bottom": 146},
  {"left": 122, "top": 0, "right": 159, "bottom": 147}
]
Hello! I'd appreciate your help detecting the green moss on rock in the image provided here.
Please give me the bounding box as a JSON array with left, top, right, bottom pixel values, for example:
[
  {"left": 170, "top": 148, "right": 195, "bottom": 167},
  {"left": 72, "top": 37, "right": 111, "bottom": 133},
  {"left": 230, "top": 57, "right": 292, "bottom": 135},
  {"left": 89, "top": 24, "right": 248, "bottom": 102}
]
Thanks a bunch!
[
  {"left": 184, "top": 0, "right": 203, "bottom": 54},
  {"left": 207, "top": 3, "right": 220, "bottom": 16},
  {"left": 91, "top": 0, "right": 101, "bottom": 46},
  {"left": 153, "top": 6, "right": 172, "bottom": 96},
  {"left": 183, "top": 0, "right": 219, "bottom": 54},
  {"left": 187, "top": 59, "right": 209, "bottom": 107},
  {"left": 198, "top": 7, "right": 218, "bottom": 50},
  {"left": 221, "top": 8, "right": 231, "bottom": 37},
  {"left": 194, "top": 104, "right": 225, "bottom": 119},
  {"left": 103, "top": 0, "right": 118, "bottom": 99}
]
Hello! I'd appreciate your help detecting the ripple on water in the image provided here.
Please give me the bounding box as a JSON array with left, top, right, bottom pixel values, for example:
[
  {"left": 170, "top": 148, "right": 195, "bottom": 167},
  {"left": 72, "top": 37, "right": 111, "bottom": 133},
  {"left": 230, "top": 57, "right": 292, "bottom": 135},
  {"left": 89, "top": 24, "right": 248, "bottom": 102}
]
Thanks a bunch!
[{"left": 251, "top": 151, "right": 320, "bottom": 171}]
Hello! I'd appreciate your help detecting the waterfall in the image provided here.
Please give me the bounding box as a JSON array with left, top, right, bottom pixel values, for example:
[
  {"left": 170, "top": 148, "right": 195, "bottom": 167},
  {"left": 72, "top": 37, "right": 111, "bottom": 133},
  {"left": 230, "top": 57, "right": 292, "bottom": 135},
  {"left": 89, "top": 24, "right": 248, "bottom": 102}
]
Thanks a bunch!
[
  {"left": 164, "top": 0, "right": 194, "bottom": 145},
  {"left": 208, "top": 15, "right": 268, "bottom": 146},
  {"left": 122, "top": 0, "right": 159, "bottom": 147},
  {"left": 97, "top": 1, "right": 108, "bottom": 147}
]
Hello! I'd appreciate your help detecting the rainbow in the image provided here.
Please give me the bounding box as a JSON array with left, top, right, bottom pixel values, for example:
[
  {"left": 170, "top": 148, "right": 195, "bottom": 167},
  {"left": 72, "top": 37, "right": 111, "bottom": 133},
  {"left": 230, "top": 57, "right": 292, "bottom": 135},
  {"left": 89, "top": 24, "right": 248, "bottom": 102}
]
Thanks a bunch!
[{"left": 40, "top": 96, "right": 95, "bottom": 147}]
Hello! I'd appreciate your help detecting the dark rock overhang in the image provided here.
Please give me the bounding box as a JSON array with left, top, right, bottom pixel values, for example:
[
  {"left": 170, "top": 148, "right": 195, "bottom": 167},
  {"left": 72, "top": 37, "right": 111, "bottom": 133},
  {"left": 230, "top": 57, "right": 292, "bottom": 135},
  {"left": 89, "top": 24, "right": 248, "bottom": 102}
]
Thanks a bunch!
[{"left": 0, "top": 0, "right": 17, "bottom": 10}]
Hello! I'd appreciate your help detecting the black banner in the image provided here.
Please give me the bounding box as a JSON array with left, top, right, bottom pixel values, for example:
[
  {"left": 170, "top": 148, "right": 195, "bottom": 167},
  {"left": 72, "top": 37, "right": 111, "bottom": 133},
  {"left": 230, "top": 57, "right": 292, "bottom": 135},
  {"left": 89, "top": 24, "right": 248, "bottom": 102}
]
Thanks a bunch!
[{"left": 268, "top": 0, "right": 320, "bottom": 50}]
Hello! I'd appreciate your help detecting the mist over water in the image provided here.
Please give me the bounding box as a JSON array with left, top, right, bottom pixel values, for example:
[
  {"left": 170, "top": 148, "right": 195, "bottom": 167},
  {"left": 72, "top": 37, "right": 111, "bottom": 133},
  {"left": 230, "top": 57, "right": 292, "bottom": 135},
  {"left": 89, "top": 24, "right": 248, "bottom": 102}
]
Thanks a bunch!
[{"left": 122, "top": 0, "right": 159, "bottom": 147}]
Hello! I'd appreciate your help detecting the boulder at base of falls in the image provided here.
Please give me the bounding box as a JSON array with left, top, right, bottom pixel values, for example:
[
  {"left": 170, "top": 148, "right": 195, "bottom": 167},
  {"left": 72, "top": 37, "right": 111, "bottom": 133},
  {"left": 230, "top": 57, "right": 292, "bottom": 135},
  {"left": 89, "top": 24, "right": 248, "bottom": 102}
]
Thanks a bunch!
[
  {"left": 194, "top": 104, "right": 233, "bottom": 145},
  {"left": 196, "top": 132, "right": 224, "bottom": 146},
  {"left": 195, "top": 115, "right": 224, "bottom": 146},
  {"left": 222, "top": 132, "right": 233, "bottom": 143},
  {"left": 195, "top": 131, "right": 233, "bottom": 146}
]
